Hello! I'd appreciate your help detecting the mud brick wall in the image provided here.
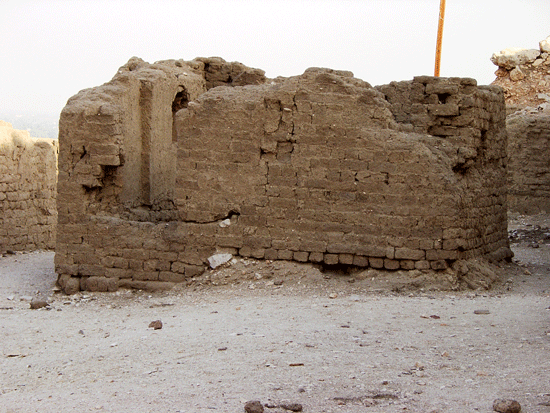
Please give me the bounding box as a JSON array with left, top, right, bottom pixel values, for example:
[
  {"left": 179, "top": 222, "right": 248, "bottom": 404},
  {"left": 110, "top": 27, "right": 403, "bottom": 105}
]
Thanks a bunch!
[
  {"left": 55, "top": 59, "right": 511, "bottom": 293},
  {"left": 0, "top": 121, "right": 58, "bottom": 252},
  {"left": 377, "top": 77, "right": 510, "bottom": 261},
  {"left": 506, "top": 110, "right": 550, "bottom": 214}
]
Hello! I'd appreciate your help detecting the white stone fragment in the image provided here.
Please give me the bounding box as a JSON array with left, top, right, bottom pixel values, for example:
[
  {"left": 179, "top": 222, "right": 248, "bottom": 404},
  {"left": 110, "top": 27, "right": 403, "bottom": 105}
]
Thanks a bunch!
[
  {"left": 207, "top": 253, "right": 233, "bottom": 269},
  {"left": 491, "top": 47, "right": 540, "bottom": 70},
  {"left": 540, "top": 36, "right": 550, "bottom": 53},
  {"left": 219, "top": 219, "right": 231, "bottom": 228},
  {"left": 510, "top": 66, "right": 525, "bottom": 81}
]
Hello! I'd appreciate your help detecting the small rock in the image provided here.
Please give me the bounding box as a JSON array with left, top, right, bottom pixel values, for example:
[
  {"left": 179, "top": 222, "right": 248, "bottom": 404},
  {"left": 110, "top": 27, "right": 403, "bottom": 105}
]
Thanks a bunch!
[
  {"left": 30, "top": 300, "right": 49, "bottom": 309},
  {"left": 244, "top": 400, "right": 264, "bottom": 413},
  {"left": 207, "top": 253, "right": 232, "bottom": 269},
  {"left": 280, "top": 403, "right": 303, "bottom": 412},
  {"left": 329, "top": 293, "right": 338, "bottom": 299},
  {"left": 6, "top": 295, "right": 14, "bottom": 301},
  {"left": 510, "top": 67, "right": 525, "bottom": 81},
  {"left": 474, "top": 309, "right": 490, "bottom": 315},
  {"left": 148, "top": 320, "right": 163, "bottom": 330},
  {"left": 493, "top": 398, "right": 521, "bottom": 413},
  {"left": 273, "top": 280, "right": 284, "bottom": 286}
]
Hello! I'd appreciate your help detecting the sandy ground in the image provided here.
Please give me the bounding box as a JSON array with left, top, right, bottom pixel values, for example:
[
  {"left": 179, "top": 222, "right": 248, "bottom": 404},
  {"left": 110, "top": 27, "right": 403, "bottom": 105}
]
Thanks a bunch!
[{"left": 1, "top": 215, "right": 549, "bottom": 413}]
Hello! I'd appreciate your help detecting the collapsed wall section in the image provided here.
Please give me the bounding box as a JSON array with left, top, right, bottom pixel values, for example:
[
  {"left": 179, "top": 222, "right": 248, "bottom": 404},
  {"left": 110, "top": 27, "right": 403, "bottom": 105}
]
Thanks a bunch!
[
  {"left": 55, "top": 60, "right": 511, "bottom": 293},
  {"left": 0, "top": 121, "right": 58, "bottom": 252}
]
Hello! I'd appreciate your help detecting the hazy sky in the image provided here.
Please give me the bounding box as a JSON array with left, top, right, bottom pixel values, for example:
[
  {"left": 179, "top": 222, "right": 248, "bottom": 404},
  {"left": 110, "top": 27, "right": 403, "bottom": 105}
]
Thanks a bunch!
[{"left": 1, "top": 0, "right": 549, "bottom": 118}]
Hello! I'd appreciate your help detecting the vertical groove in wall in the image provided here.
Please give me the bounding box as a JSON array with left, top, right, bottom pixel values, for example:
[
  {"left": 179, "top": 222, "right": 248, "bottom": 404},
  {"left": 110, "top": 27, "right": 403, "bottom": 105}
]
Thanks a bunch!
[{"left": 140, "top": 80, "right": 153, "bottom": 206}]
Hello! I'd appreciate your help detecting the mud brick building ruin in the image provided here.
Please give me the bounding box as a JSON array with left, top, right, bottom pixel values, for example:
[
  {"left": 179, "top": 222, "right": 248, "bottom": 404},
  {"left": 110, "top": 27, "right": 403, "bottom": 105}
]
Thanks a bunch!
[
  {"left": 0, "top": 121, "right": 58, "bottom": 252},
  {"left": 55, "top": 57, "right": 512, "bottom": 293}
]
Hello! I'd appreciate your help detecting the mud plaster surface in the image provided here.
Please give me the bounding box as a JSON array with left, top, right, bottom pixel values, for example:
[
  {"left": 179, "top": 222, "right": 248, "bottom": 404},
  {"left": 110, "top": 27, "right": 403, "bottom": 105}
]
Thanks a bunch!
[{"left": 1, "top": 216, "right": 549, "bottom": 413}]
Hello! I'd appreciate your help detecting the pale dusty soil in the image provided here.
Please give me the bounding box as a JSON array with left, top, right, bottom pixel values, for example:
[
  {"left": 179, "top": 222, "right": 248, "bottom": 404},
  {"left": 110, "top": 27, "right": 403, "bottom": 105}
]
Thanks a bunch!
[{"left": 1, "top": 216, "right": 550, "bottom": 413}]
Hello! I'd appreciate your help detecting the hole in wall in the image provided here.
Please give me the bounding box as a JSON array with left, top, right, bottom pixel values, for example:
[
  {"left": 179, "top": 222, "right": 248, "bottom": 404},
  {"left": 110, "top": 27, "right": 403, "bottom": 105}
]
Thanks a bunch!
[
  {"left": 438, "top": 93, "right": 451, "bottom": 104},
  {"left": 318, "top": 263, "right": 359, "bottom": 276},
  {"left": 452, "top": 163, "right": 468, "bottom": 175},
  {"left": 172, "top": 88, "right": 189, "bottom": 143}
]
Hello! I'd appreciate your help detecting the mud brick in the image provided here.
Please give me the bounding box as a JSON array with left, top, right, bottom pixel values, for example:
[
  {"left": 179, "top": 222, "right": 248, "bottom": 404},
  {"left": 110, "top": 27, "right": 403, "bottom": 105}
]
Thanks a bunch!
[
  {"left": 239, "top": 246, "right": 252, "bottom": 257},
  {"left": 425, "top": 83, "right": 460, "bottom": 95},
  {"left": 430, "top": 260, "right": 448, "bottom": 270},
  {"left": 278, "top": 249, "right": 294, "bottom": 260},
  {"left": 309, "top": 252, "right": 324, "bottom": 262},
  {"left": 369, "top": 257, "right": 384, "bottom": 269},
  {"left": 338, "top": 254, "right": 354, "bottom": 265},
  {"left": 105, "top": 268, "right": 132, "bottom": 279},
  {"left": 356, "top": 245, "right": 387, "bottom": 258},
  {"left": 414, "top": 260, "right": 431, "bottom": 270},
  {"left": 128, "top": 259, "right": 144, "bottom": 271},
  {"left": 395, "top": 248, "right": 425, "bottom": 260},
  {"left": 400, "top": 260, "right": 415, "bottom": 270},
  {"left": 132, "top": 271, "right": 160, "bottom": 281},
  {"left": 299, "top": 240, "right": 327, "bottom": 252},
  {"left": 443, "top": 239, "right": 459, "bottom": 251},
  {"left": 184, "top": 265, "right": 205, "bottom": 278},
  {"left": 78, "top": 264, "right": 105, "bottom": 277},
  {"left": 264, "top": 248, "right": 279, "bottom": 260},
  {"left": 323, "top": 254, "right": 339, "bottom": 265},
  {"left": 384, "top": 259, "right": 400, "bottom": 270},
  {"left": 250, "top": 248, "right": 266, "bottom": 259},
  {"left": 428, "top": 103, "right": 459, "bottom": 116},
  {"left": 352, "top": 255, "right": 369, "bottom": 267},
  {"left": 159, "top": 271, "right": 187, "bottom": 283},
  {"left": 294, "top": 251, "right": 309, "bottom": 262},
  {"left": 327, "top": 243, "right": 355, "bottom": 254}
]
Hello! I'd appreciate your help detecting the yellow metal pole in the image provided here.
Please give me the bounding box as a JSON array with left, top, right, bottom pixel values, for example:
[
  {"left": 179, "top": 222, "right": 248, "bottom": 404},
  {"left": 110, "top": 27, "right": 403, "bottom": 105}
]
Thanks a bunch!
[{"left": 434, "top": 0, "right": 446, "bottom": 77}]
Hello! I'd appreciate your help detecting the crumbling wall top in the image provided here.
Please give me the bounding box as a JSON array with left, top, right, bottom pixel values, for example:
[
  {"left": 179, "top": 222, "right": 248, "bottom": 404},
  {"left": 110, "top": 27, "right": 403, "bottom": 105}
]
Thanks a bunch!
[{"left": 491, "top": 35, "right": 550, "bottom": 108}]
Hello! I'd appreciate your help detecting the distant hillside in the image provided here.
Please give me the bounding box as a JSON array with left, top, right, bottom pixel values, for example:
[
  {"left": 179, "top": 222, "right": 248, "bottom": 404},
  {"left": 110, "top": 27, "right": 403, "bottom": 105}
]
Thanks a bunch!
[{"left": 0, "top": 112, "right": 59, "bottom": 140}]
